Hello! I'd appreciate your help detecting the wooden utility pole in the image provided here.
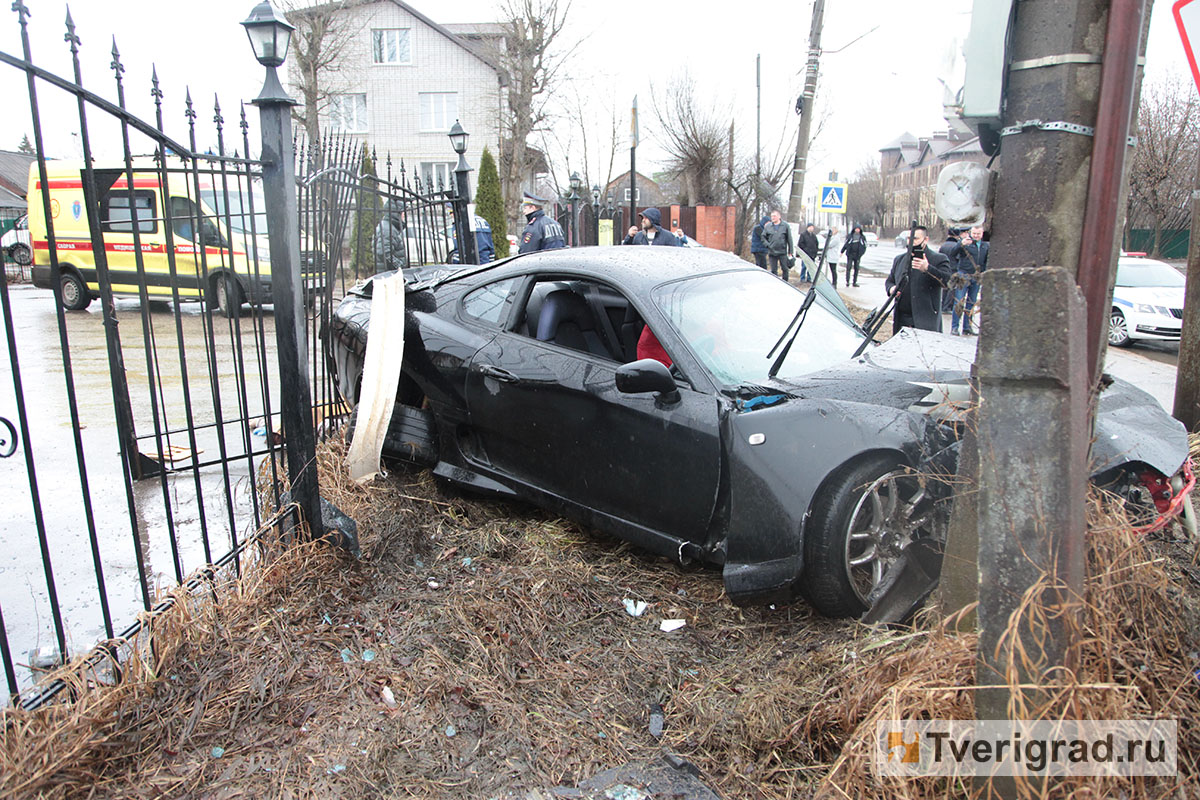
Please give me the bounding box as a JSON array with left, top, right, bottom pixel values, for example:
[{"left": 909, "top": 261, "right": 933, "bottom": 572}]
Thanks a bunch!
[
  {"left": 1173, "top": 151, "right": 1200, "bottom": 431},
  {"left": 786, "top": 0, "right": 823, "bottom": 224}
]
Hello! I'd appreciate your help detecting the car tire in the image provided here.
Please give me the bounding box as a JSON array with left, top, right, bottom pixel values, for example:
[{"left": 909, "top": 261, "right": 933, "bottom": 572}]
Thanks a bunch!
[
  {"left": 60, "top": 271, "right": 91, "bottom": 311},
  {"left": 214, "top": 273, "right": 243, "bottom": 318},
  {"left": 1108, "top": 308, "right": 1131, "bottom": 347},
  {"left": 802, "top": 454, "right": 937, "bottom": 618},
  {"left": 9, "top": 243, "right": 32, "bottom": 267}
]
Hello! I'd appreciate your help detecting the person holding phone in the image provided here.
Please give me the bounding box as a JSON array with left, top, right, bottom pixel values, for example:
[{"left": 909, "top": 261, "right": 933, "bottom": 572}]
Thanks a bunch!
[{"left": 884, "top": 225, "right": 952, "bottom": 334}]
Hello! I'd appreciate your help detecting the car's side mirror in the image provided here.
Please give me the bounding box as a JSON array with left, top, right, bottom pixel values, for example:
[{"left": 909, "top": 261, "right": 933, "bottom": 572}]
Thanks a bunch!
[{"left": 616, "top": 358, "right": 680, "bottom": 405}]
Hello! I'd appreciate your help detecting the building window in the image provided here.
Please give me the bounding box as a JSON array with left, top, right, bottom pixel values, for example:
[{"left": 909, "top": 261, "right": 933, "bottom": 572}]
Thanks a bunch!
[
  {"left": 623, "top": 188, "right": 641, "bottom": 202},
  {"left": 419, "top": 92, "right": 458, "bottom": 132},
  {"left": 372, "top": 29, "right": 411, "bottom": 64},
  {"left": 329, "top": 94, "right": 368, "bottom": 133},
  {"left": 420, "top": 162, "right": 456, "bottom": 190}
]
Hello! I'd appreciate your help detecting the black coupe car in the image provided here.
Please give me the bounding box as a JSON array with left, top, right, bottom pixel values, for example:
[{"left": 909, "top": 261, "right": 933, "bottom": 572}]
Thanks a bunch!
[{"left": 327, "top": 247, "right": 1191, "bottom": 619}]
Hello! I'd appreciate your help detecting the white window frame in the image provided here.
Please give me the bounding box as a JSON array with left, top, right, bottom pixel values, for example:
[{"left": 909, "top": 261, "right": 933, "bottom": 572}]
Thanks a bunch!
[
  {"left": 329, "top": 93, "right": 368, "bottom": 133},
  {"left": 372, "top": 28, "right": 412, "bottom": 64},
  {"left": 623, "top": 187, "right": 641, "bottom": 203},
  {"left": 419, "top": 162, "right": 456, "bottom": 190},
  {"left": 419, "top": 92, "right": 458, "bottom": 132}
]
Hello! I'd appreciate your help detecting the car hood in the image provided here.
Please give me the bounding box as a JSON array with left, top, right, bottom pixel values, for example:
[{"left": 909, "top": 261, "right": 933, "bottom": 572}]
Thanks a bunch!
[{"left": 767, "top": 328, "right": 1188, "bottom": 478}]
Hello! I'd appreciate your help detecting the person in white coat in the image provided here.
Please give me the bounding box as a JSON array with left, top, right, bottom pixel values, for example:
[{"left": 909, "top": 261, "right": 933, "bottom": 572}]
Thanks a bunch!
[{"left": 824, "top": 226, "right": 845, "bottom": 287}]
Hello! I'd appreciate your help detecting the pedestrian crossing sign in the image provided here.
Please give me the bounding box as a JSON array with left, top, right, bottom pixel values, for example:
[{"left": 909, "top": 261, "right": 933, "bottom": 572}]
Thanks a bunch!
[{"left": 818, "top": 182, "right": 848, "bottom": 212}]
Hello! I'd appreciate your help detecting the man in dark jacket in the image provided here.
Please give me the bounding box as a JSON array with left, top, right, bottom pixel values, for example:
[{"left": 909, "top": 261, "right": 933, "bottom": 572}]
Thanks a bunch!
[
  {"left": 885, "top": 225, "right": 952, "bottom": 333},
  {"left": 518, "top": 192, "right": 567, "bottom": 253},
  {"left": 621, "top": 207, "right": 680, "bottom": 245},
  {"left": 797, "top": 223, "right": 819, "bottom": 282},
  {"left": 938, "top": 227, "right": 963, "bottom": 312},
  {"left": 761, "top": 209, "right": 794, "bottom": 281},
  {"left": 373, "top": 208, "right": 408, "bottom": 273},
  {"left": 841, "top": 226, "right": 868, "bottom": 287},
  {"left": 750, "top": 214, "right": 769, "bottom": 270},
  {"left": 949, "top": 224, "right": 988, "bottom": 335}
]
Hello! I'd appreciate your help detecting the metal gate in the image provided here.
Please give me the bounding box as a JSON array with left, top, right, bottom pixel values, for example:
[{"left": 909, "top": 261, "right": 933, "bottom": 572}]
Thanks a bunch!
[{"left": 0, "top": 6, "right": 371, "bottom": 708}]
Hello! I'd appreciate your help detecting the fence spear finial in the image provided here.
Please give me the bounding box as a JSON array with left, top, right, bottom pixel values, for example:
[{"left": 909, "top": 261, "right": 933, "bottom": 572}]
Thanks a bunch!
[
  {"left": 110, "top": 37, "right": 124, "bottom": 78},
  {"left": 64, "top": 6, "right": 80, "bottom": 51}
]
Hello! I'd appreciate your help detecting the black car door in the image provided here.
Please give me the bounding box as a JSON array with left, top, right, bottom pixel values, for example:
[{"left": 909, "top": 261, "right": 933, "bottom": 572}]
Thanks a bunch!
[{"left": 463, "top": 280, "right": 722, "bottom": 543}]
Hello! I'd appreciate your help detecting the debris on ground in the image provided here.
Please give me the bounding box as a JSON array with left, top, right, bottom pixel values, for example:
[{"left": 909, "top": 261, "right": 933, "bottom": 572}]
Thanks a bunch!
[{"left": 1, "top": 434, "right": 1197, "bottom": 799}]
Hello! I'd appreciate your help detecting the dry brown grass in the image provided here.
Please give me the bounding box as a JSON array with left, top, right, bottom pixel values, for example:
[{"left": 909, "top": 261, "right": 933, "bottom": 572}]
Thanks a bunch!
[{"left": 1, "top": 434, "right": 1197, "bottom": 799}]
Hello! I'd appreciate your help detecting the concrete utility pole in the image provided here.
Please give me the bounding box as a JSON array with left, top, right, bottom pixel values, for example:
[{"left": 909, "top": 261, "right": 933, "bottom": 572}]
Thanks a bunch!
[
  {"left": 969, "top": 0, "right": 1149, "bottom": 735},
  {"left": 1173, "top": 151, "right": 1200, "bottom": 431},
  {"left": 786, "top": 0, "right": 823, "bottom": 224}
]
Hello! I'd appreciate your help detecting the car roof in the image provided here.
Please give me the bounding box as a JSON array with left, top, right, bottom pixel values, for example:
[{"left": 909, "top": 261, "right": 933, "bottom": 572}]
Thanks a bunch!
[{"left": 483, "top": 245, "right": 757, "bottom": 291}]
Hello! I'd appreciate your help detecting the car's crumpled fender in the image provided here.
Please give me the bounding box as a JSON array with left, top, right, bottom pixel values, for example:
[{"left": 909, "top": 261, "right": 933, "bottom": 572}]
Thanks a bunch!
[
  {"left": 720, "top": 398, "right": 945, "bottom": 605},
  {"left": 1091, "top": 376, "right": 1190, "bottom": 478}
]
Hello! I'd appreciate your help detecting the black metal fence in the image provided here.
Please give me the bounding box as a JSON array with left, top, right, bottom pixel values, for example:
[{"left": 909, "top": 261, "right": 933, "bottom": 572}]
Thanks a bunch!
[{"left": 0, "top": 6, "right": 470, "bottom": 709}]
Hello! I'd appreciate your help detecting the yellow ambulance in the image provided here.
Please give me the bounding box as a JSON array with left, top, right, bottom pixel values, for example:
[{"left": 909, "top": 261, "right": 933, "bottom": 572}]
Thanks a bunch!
[{"left": 26, "top": 160, "right": 321, "bottom": 316}]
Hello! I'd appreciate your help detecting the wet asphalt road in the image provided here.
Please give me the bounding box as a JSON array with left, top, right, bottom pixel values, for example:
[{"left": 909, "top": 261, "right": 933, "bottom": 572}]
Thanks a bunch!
[{"left": 0, "top": 285, "right": 284, "bottom": 686}]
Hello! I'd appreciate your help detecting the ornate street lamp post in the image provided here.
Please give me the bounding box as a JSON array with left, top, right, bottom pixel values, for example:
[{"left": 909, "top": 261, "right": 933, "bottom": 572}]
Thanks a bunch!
[
  {"left": 448, "top": 119, "right": 477, "bottom": 264},
  {"left": 567, "top": 171, "right": 582, "bottom": 246},
  {"left": 591, "top": 184, "right": 601, "bottom": 246},
  {"left": 242, "top": 0, "right": 324, "bottom": 540}
]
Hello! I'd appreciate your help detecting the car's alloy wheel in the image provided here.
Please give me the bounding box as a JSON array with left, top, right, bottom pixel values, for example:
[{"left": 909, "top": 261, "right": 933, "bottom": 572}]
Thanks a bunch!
[
  {"left": 1108, "top": 308, "right": 1131, "bottom": 347},
  {"left": 803, "top": 455, "right": 937, "bottom": 618},
  {"left": 60, "top": 271, "right": 91, "bottom": 311},
  {"left": 9, "top": 243, "right": 32, "bottom": 267}
]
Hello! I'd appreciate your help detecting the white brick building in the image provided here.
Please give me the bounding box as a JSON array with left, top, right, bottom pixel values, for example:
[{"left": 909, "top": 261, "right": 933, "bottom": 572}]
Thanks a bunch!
[{"left": 285, "top": 0, "right": 504, "bottom": 194}]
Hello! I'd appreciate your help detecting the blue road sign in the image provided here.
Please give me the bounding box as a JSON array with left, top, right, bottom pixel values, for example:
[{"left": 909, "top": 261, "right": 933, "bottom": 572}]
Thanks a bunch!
[{"left": 818, "top": 182, "right": 848, "bottom": 212}]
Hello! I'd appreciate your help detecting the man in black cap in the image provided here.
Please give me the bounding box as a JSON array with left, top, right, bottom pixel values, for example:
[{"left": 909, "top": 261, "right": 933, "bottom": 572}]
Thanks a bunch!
[
  {"left": 621, "top": 207, "right": 680, "bottom": 246},
  {"left": 518, "top": 192, "right": 567, "bottom": 253}
]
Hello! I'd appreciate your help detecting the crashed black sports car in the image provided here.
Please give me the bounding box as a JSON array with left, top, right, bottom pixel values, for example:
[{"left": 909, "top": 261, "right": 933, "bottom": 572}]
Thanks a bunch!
[{"left": 327, "top": 247, "right": 1192, "bottom": 619}]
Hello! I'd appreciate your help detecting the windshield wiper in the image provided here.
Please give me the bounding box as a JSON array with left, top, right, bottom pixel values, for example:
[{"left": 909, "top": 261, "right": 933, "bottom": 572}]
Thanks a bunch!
[{"left": 766, "top": 288, "right": 818, "bottom": 379}]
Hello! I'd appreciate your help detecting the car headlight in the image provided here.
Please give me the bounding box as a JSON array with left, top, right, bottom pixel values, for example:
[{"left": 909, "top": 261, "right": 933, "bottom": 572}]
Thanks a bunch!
[{"left": 1134, "top": 303, "right": 1168, "bottom": 315}]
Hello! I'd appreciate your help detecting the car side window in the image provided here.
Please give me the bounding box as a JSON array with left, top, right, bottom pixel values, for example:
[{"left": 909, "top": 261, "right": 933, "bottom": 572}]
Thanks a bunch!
[
  {"left": 102, "top": 190, "right": 157, "bottom": 234},
  {"left": 462, "top": 277, "right": 517, "bottom": 325},
  {"left": 516, "top": 278, "right": 641, "bottom": 363}
]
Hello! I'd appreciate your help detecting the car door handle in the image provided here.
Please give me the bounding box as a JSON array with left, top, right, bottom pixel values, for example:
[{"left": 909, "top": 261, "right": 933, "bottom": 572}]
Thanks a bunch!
[{"left": 476, "top": 364, "right": 519, "bottom": 383}]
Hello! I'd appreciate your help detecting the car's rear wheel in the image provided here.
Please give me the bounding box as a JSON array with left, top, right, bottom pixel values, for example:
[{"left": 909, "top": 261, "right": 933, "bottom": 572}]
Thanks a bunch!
[
  {"left": 802, "top": 454, "right": 937, "bottom": 618},
  {"left": 9, "top": 243, "right": 32, "bottom": 266},
  {"left": 214, "top": 273, "right": 243, "bottom": 318},
  {"left": 1109, "top": 308, "right": 1131, "bottom": 347},
  {"left": 60, "top": 271, "right": 91, "bottom": 311}
]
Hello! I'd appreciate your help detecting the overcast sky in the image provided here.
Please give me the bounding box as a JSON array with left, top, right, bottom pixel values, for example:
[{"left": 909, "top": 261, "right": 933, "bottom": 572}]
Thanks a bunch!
[{"left": 0, "top": 0, "right": 1191, "bottom": 204}]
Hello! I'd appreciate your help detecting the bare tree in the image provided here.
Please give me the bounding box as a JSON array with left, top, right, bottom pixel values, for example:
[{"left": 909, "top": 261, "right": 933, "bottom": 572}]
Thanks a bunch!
[
  {"left": 726, "top": 137, "right": 794, "bottom": 257},
  {"left": 483, "top": 0, "right": 578, "bottom": 233},
  {"left": 845, "top": 159, "right": 887, "bottom": 231},
  {"left": 282, "top": 0, "right": 363, "bottom": 147},
  {"left": 1126, "top": 74, "right": 1198, "bottom": 257},
  {"left": 652, "top": 72, "right": 729, "bottom": 205}
]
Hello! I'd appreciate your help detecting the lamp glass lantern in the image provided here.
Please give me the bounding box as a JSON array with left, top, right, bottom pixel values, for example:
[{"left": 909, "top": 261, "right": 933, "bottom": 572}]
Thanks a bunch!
[
  {"left": 569, "top": 171, "right": 582, "bottom": 197},
  {"left": 241, "top": 1, "right": 294, "bottom": 68},
  {"left": 448, "top": 120, "right": 469, "bottom": 156},
  {"left": 591, "top": 184, "right": 601, "bottom": 205}
]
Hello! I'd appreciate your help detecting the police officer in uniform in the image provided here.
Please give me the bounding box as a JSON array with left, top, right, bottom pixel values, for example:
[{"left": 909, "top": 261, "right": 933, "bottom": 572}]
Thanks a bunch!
[{"left": 518, "top": 192, "right": 566, "bottom": 253}]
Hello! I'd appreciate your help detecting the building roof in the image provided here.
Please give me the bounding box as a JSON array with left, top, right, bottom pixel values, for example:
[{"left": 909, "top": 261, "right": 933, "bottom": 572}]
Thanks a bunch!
[
  {"left": 880, "top": 132, "right": 918, "bottom": 151},
  {"left": 289, "top": 0, "right": 501, "bottom": 74},
  {"left": 0, "top": 184, "right": 25, "bottom": 210},
  {"left": 0, "top": 150, "right": 36, "bottom": 199},
  {"left": 604, "top": 170, "right": 662, "bottom": 190}
]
